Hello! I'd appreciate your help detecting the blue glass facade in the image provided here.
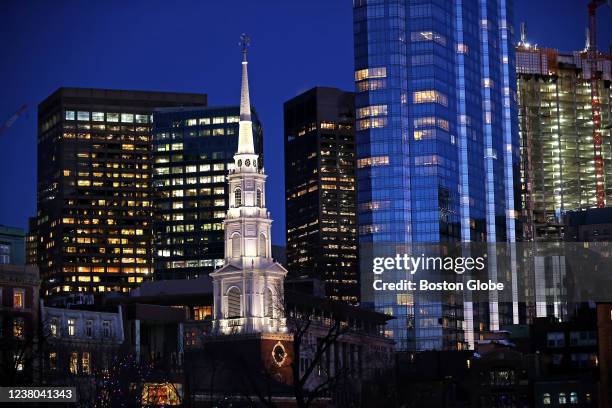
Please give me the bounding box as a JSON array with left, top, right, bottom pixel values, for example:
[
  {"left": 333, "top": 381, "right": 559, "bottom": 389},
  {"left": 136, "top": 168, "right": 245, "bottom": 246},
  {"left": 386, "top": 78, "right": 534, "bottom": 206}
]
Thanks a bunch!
[{"left": 354, "top": 0, "right": 520, "bottom": 350}]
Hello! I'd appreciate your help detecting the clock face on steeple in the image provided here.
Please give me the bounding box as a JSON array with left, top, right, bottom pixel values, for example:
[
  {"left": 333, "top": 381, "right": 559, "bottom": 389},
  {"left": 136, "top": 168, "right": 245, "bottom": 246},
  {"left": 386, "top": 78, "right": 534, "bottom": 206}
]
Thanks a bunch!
[
  {"left": 245, "top": 159, "right": 251, "bottom": 167},
  {"left": 272, "top": 341, "right": 287, "bottom": 366}
]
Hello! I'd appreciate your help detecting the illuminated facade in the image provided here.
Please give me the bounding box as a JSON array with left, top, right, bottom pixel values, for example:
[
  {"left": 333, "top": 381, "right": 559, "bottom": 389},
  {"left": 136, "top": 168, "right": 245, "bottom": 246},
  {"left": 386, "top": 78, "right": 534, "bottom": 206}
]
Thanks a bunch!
[
  {"left": 210, "top": 37, "right": 288, "bottom": 336},
  {"left": 353, "top": 0, "right": 521, "bottom": 350},
  {"left": 517, "top": 42, "right": 612, "bottom": 241},
  {"left": 36, "top": 88, "right": 206, "bottom": 296},
  {"left": 284, "top": 87, "right": 358, "bottom": 304},
  {"left": 151, "top": 106, "right": 263, "bottom": 280}
]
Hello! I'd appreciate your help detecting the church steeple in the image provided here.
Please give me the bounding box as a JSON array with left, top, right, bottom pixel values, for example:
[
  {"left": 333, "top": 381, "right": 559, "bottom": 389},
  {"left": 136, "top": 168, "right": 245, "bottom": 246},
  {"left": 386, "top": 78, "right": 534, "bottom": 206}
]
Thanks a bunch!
[
  {"left": 237, "top": 33, "right": 255, "bottom": 155},
  {"left": 210, "top": 35, "right": 288, "bottom": 336}
]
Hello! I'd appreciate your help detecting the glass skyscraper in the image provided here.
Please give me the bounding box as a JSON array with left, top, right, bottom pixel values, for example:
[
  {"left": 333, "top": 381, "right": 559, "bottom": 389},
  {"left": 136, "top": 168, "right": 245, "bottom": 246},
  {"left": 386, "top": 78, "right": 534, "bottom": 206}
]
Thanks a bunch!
[{"left": 353, "top": 0, "right": 521, "bottom": 350}]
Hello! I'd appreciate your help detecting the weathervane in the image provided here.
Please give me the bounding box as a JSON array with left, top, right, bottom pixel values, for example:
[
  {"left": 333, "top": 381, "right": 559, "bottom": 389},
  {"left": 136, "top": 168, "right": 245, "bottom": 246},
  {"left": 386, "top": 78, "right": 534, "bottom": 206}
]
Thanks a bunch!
[{"left": 239, "top": 33, "right": 250, "bottom": 61}]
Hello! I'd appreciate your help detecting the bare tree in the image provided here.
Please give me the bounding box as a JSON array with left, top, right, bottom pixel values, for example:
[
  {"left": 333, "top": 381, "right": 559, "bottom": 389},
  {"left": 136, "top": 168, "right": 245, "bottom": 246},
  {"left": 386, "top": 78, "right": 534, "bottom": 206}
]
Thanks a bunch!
[{"left": 270, "top": 283, "right": 355, "bottom": 408}]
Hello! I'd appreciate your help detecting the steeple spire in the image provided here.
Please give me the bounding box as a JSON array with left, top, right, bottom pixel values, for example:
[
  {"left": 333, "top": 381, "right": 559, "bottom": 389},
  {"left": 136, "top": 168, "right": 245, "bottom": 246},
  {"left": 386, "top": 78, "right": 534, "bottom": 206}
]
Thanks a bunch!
[{"left": 238, "top": 33, "right": 255, "bottom": 155}]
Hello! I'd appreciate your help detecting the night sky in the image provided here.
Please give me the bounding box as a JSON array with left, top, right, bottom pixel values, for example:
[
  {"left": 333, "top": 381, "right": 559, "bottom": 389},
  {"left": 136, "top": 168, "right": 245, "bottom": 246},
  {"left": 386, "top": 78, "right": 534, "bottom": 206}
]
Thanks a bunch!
[{"left": 1, "top": 0, "right": 610, "bottom": 245}]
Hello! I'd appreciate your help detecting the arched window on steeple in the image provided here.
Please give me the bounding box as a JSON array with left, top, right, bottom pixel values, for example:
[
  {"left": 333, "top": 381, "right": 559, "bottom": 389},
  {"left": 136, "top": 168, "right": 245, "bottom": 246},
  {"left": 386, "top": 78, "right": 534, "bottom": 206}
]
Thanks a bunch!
[
  {"left": 231, "top": 233, "right": 241, "bottom": 258},
  {"left": 227, "top": 287, "right": 241, "bottom": 318},
  {"left": 256, "top": 188, "right": 263, "bottom": 207},
  {"left": 258, "top": 233, "right": 267, "bottom": 257},
  {"left": 234, "top": 188, "right": 242, "bottom": 207},
  {"left": 264, "top": 287, "right": 274, "bottom": 318}
]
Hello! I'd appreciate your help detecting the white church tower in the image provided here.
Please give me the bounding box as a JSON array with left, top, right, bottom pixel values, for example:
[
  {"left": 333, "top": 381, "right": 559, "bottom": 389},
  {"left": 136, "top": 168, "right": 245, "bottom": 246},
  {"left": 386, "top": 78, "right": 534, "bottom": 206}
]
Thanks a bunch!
[{"left": 211, "top": 35, "right": 288, "bottom": 335}]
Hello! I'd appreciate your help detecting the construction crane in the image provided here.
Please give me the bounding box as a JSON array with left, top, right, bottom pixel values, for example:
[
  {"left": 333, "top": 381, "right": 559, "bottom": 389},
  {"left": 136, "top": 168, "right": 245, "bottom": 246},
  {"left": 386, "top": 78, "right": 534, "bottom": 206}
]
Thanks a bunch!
[{"left": 585, "top": 0, "right": 610, "bottom": 208}]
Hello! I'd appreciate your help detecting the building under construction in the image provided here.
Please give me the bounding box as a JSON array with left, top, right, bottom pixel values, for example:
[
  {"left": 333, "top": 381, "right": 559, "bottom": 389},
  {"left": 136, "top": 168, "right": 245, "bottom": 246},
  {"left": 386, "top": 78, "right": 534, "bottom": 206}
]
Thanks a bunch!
[{"left": 517, "top": 29, "right": 612, "bottom": 241}]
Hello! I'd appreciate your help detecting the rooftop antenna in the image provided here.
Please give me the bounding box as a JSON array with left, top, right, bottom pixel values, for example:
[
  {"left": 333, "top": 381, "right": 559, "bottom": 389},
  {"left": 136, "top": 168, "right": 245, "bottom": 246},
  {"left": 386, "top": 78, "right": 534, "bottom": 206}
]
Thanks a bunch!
[{"left": 520, "top": 22, "right": 527, "bottom": 44}]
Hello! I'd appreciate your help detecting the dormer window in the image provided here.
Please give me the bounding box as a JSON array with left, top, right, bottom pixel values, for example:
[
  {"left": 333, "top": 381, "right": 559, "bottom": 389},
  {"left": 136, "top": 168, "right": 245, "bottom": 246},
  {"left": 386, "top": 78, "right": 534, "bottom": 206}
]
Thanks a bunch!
[{"left": 234, "top": 188, "right": 242, "bottom": 207}]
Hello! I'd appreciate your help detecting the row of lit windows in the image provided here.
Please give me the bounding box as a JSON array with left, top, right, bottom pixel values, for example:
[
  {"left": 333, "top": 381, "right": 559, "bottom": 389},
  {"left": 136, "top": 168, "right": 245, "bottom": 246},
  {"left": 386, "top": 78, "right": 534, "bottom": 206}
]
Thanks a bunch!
[
  {"left": 356, "top": 117, "right": 387, "bottom": 131},
  {"left": 165, "top": 259, "right": 224, "bottom": 268},
  {"left": 63, "top": 131, "right": 149, "bottom": 139},
  {"left": 414, "top": 116, "right": 449, "bottom": 131},
  {"left": 61, "top": 266, "right": 150, "bottom": 273},
  {"left": 155, "top": 127, "right": 234, "bottom": 142},
  {"left": 410, "top": 31, "right": 446, "bottom": 46},
  {"left": 357, "top": 156, "right": 389, "bottom": 168},
  {"left": 354, "top": 67, "right": 387, "bottom": 81},
  {"left": 165, "top": 223, "right": 223, "bottom": 232},
  {"left": 356, "top": 104, "right": 387, "bottom": 119},
  {"left": 181, "top": 116, "right": 239, "bottom": 126},
  {"left": 413, "top": 90, "right": 448, "bottom": 106},
  {"left": 66, "top": 110, "right": 150, "bottom": 124}
]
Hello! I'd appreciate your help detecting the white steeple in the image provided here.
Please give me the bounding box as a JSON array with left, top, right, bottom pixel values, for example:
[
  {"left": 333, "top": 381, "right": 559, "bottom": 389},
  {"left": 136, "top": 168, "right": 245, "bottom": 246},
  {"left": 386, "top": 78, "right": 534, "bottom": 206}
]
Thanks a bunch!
[
  {"left": 238, "top": 33, "right": 255, "bottom": 155},
  {"left": 210, "top": 35, "right": 288, "bottom": 336}
]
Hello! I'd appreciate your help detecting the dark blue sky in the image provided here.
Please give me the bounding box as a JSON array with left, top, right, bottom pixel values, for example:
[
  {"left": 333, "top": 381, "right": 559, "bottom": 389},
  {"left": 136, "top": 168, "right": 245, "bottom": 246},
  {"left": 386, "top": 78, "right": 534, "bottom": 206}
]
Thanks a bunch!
[{"left": 0, "top": 0, "right": 610, "bottom": 245}]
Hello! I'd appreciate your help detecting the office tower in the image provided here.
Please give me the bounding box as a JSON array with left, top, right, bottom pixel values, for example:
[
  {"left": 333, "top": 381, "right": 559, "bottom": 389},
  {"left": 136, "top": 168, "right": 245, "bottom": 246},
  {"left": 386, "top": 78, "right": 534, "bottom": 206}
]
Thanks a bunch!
[
  {"left": 284, "top": 87, "right": 359, "bottom": 304},
  {"left": 37, "top": 88, "right": 206, "bottom": 296},
  {"left": 353, "top": 0, "right": 520, "bottom": 350},
  {"left": 25, "top": 217, "right": 37, "bottom": 265},
  {"left": 151, "top": 106, "right": 263, "bottom": 280},
  {"left": 0, "top": 225, "right": 25, "bottom": 264},
  {"left": 516, "top": 37, "right": 612, "bottom": 241}
]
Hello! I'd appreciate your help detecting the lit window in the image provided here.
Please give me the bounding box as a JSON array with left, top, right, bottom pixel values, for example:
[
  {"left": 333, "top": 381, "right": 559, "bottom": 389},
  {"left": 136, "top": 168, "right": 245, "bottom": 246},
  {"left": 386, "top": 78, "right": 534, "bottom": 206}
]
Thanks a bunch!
[
  {"left": 121, "top": 113, "right": 134, "bottom": 123},
  {"left": 198, "top": 118, "right": 210, "bottom": 125},
  {"left": 50, "top": 318, "right": 59, "bottom": 337},
  {"left": 356, "top": 104, "right": 387, "bottom": 119},
  {"left": 49, "top": 352, "right": 57, "bottom": 370},
  {"left": 413, "top": 90, "right": 448, "bottom": 106},
  {"left": 213, "top": 117, "right": 224, "bottom": 124},
  {"left": 92, "top": 112, "right": 104, "bottom": 121},
  {"left": 13, "top": 318, "right": 24, "bottom": 338},
  {"left": 354, "top": 67, "right": 386, "bottom": 81},
  {"left": 543, "top": 393, "right": 551, "bottom": 405},
  {"left": 410, "top": 31, "right": 446, "bottom": 46},
  {"left": 193, "top": 306, "right": 212, "bottom": 321},
  {"left": 357, "top": 156, "right": 389, "bottom": 168},
  {"left": 559, "top": 393, "right": 567, "bottom": 404},
  {"left": 67, "top": 318, "right": 76, "bottom": 336},
  {"left": 13, "top": 288, "right": 25, "bottom": 309},
  {"left": 457, "top": 43, "right": 468, "bottom": 54},
  {"left": 185, "top": 119, "right": 197, "bottom": 126},
  {"left": 69, "top": 352, "right": 78, "bottom": 374},
  {"left": 82, "top": 352, "right": 90, "bottom": 374},
  {"left": 77, "top": 111, "right": 90, "bottom": 121},
  {"left": 135, "top": 114, "right": 148, "bottom": 124},
  {"left": 107, "top": 113, "right": 119, "bottom": 122},
  {"left": 569, "top": 392, "right": 578, "bottom": 404},
  {"left": 226, "top": 116, "right": 239, "bottom": 123},
  {"left": 65, "top": 110, "right": 76, "bottom": 121}
]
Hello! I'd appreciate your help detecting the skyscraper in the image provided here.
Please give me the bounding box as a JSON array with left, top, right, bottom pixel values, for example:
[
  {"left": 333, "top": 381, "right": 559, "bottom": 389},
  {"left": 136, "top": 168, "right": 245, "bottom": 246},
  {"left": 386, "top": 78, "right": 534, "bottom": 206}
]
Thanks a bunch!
[
  {"left": 151, "top": 106, "right": 263, "bottom": 280},
  {"left": 353, "top": 0, "right": 520, "bottom": 350},
  {"left": 37, "top": 88, "right": 206, "bottom": 296},
  {"left": 516, "top": 36, "right": 612, "bottom": 241},
  {"left": 284, "top": 87, "right": 359, "bottom": 304}
]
